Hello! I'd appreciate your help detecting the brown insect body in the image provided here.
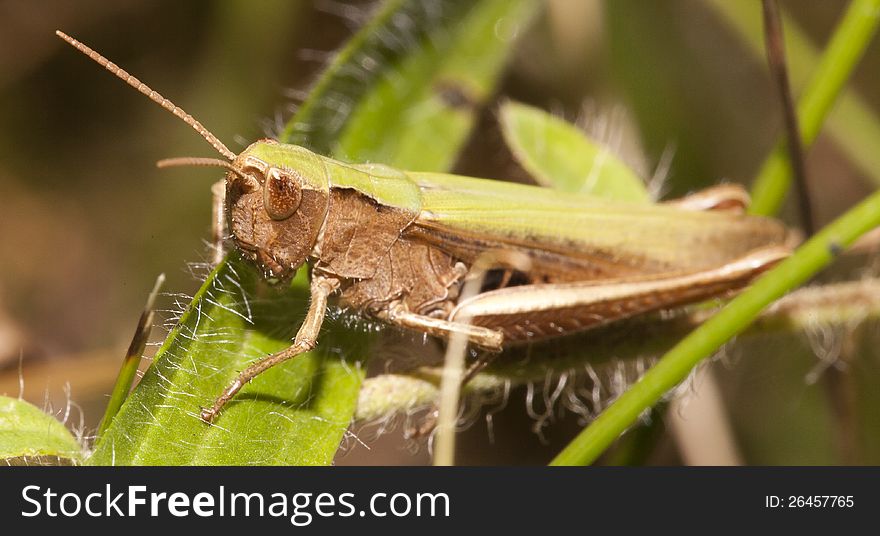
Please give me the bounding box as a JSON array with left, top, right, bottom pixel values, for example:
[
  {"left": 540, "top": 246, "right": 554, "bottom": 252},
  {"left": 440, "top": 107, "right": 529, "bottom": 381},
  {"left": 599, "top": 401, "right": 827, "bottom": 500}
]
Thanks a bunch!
[
  {"left": 55, "top": 30, "right": 793, "bottom": 422},
  {"left": 207, "top": 138, "right": 791, "bottom": 424},
  {"left": 226, "top": 140, "right": 790, "bottom": 347}
]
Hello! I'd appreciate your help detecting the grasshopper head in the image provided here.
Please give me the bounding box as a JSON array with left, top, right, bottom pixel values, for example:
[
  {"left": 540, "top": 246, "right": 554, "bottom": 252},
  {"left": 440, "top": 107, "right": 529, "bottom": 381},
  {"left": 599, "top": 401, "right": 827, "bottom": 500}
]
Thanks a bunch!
[
  {"left": 158, "top": 140, "right": 330, "bottom": 280},
  {"left": 223, "top": 140, "right": 331, "bottom": 280},
  {"left": 54, "top": 32, "right": 331, "bottom": 279}
]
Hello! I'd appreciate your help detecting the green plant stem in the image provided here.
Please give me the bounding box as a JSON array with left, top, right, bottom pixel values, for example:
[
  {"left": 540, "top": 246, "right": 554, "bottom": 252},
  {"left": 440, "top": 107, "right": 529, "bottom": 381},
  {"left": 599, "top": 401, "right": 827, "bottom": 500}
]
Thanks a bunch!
[
  {"left": 749, "top": 0, "right": 880, "bottom": 216},
  {"left": 550, "top": 188, "right": 880, "bottom": 466},
  {"left": 602, "top": 406, "right": 667, "bottom": 466}
]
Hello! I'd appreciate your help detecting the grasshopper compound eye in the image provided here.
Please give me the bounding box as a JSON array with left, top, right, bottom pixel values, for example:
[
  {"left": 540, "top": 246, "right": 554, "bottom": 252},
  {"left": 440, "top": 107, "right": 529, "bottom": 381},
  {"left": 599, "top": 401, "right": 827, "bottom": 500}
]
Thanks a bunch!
[{"left": 262, "top": 168, "right": 303, "bottom": 220}]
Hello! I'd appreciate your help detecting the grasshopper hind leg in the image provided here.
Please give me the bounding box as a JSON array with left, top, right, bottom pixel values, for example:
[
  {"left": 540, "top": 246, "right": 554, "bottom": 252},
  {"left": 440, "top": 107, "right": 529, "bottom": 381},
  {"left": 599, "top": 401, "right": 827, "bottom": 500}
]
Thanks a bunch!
[
  {"left": 450, "top": 246, "right": 790, "bottom": 343},
  {"left": 380, "top": 302, "right": 504, "bottom": 351}
]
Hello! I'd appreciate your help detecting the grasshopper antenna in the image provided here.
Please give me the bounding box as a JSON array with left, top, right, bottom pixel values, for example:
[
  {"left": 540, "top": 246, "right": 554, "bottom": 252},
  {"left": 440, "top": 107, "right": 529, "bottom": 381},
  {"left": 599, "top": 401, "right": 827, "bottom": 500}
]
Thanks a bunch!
[
  {"left": 55, "top": 30, "right": 236, "bottom": 161},
  {"left": 157, "top": 157, "right": 245, "bottom": 177}
]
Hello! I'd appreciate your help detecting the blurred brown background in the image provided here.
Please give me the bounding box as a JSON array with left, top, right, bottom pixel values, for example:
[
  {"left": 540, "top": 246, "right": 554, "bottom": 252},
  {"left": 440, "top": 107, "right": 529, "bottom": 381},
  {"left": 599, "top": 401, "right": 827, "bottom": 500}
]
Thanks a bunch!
[{"left": 1, "top": 0, "right": 878, "bottom": 464}]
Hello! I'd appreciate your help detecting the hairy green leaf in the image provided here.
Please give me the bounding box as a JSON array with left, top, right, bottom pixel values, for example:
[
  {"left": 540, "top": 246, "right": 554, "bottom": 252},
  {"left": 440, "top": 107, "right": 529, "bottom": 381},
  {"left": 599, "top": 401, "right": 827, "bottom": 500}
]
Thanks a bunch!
[
  {"left": 0, "top": 396, "right": 82, "bottom": 464},
  {"left": 500, "top": 100, "right": 650, "bottom": 202}
]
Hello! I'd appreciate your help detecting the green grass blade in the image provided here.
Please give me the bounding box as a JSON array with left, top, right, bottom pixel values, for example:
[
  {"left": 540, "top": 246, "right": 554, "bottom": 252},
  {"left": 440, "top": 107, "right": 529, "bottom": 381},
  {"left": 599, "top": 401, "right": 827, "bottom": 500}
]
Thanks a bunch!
[
  {"left": 1, "top": 396, "right": 83, "bottom": 464},
  {"left": 747, "top": 0, "right": 880, "bottom": 216},
  {"left": 708, "top": 0, "right": 880, "bottom": 190},
  {"left": 96, "top": 274, "right": 164, "bottom": 439},
  {"left": 284, "top": 0, "right": 536, "bottom": 169},
  {"left": 550, "top": 188, "right": 880, "bottom": 465},
  {"left": 499, "top": 100, "right": 651, "bottom": 202},
  {"left": 88, "top": 0, "right": 534, "bottom": 465}
]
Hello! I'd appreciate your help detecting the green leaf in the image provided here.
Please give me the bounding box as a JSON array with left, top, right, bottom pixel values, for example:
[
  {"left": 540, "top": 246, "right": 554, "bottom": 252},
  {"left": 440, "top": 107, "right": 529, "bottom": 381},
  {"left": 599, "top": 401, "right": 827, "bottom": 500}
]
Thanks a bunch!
[
  {"left": 499, "top": 100, "right": 651, "bottom": 203},
  {"left": 88, "top": 0, "right": 535, "bottom": 465},
  {"left": 0, "top": 396, "right": 83, "bottom": 464}
]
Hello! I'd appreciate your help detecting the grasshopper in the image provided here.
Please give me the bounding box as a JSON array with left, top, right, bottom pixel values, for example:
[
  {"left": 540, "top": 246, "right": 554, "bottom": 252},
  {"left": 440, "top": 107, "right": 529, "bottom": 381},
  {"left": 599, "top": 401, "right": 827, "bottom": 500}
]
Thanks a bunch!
[{"left": 57, "top": 31, "right": 792, "bottom": 423}]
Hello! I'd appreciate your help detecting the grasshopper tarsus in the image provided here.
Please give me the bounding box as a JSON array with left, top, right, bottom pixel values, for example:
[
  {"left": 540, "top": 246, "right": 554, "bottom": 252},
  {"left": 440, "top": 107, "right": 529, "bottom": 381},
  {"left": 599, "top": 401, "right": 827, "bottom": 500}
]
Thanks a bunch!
[
  {"left": 199, "top": 378, "right": 242, "bottom": 424},
  {"left": 199, "top": 407, "right": 216, "bottom": 424}
]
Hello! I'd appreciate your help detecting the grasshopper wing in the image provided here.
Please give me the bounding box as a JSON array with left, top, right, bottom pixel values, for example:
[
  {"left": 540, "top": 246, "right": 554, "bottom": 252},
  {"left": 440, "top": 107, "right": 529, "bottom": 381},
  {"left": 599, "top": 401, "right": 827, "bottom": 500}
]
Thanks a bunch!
[{"left": 409, "top": 172, "right": 790, "bottom": 281}]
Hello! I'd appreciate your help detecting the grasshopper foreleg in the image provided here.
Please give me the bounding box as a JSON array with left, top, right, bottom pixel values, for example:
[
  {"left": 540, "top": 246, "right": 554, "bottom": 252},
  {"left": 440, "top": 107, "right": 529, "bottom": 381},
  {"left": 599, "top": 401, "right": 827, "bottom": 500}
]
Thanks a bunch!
[
  {"left": 210, "top": 179, "right": 227, "bottom": 266},
  {"left": 200, "top": 274, "right": 340, "bottom": 423}
]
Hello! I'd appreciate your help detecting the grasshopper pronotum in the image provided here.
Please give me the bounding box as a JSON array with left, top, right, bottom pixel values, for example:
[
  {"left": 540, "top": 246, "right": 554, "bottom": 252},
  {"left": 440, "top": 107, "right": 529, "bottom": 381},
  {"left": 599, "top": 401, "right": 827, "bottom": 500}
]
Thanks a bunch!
[{"left": 57, "top": 31, "right": 792, "bottom": 423}]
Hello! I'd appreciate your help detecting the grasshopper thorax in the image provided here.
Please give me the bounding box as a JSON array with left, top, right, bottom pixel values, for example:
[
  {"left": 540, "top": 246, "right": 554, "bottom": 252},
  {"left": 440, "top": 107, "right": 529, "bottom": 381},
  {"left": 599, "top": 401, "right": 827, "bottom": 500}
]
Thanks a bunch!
[{"left": 226, "top": 140, "right": 331, "bottom": 280}]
